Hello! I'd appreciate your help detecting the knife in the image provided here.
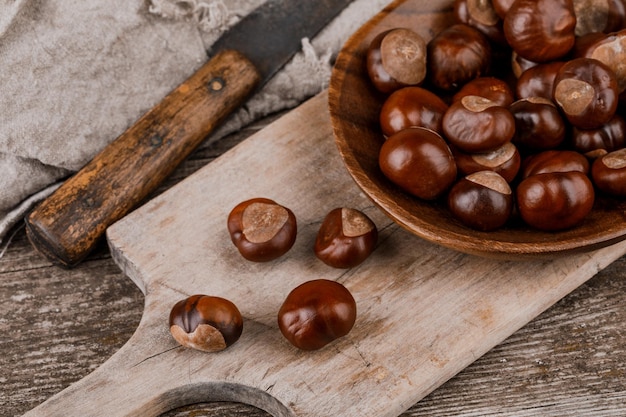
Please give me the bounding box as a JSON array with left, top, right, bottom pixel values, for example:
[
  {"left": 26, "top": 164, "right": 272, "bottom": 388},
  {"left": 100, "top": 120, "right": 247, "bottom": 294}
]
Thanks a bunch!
[{"left": 25, "top": 0, "right": 352, "bottom": 268}]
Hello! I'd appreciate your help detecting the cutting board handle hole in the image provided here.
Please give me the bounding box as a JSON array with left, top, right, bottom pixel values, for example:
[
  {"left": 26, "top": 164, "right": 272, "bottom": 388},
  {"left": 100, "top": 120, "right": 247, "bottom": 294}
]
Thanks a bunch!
[{"left": 154, "top": 382, "right": 294, "bottom": 417}]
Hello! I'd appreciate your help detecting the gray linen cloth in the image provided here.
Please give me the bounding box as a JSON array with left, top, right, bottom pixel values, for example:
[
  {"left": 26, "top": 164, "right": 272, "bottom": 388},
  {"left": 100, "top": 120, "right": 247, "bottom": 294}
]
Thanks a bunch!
[{"left": 0, "top": 0, "right": 389, "bottom": 251}]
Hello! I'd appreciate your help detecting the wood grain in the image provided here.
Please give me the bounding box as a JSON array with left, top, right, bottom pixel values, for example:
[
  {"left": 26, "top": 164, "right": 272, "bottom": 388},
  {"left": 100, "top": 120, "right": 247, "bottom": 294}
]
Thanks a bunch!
[
  {"left": 25, "top": 50, "right": 260, "bottom": 268},
  {"left": 12, "top": 90, "right": 626, "bottom": 417},
  {"left": 2, "top": 108, "right": 625, "bottom": 417}
]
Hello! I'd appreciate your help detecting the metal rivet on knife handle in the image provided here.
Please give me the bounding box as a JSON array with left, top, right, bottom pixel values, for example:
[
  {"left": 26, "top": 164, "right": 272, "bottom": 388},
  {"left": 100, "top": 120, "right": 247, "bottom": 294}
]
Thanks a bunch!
[{"left": 25, "top": 50, "right": 260, "bottom": 268}]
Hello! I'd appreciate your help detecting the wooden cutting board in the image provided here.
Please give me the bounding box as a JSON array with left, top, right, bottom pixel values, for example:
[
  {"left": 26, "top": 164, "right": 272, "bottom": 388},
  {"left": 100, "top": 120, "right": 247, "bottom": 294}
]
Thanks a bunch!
[{"left": 22, "top": 90, "right": 626, "bottom": 417}]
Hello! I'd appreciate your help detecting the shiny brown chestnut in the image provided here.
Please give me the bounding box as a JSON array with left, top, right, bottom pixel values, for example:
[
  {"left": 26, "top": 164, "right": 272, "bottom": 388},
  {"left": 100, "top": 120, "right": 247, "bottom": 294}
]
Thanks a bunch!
[
  {"left": 169, "top": 295, "right": 243, "bottom": 352},
  {"left": 503, "top": 0, "right": 576, "bottom": 63},
  {"left": 509, "top": 97, "right": 566, "bottom": 151},
  {"left": 277, "top": 279, "right": 357, "bottom": 351},
  {"left": 453, "top": 142, "right": 521, "bottom": 183},
  {"left": 453, "top": 76, "right": 514, "bottom": 107},
  {"left": 448, "top": 171, "right": 513, "bottom": 231},
  {"left": 521, "top": 149, "right": 590, "bottom": 179},
  {"left": 427, "top": 23, "right": 491, "bottom": 91},
  {"left": 366, "top": 28, "right": 428, "bottom": 94},
  {"left": 577, "top": 29, "right": 626, "bottom": 93},
  {"left": 379, "top": 127, "right": 457, "bottom": 200},
  {"left": 314, "top": 208, "right": 378, "bottom": 269},
  {"left": 553, "top": 57, "right": 619, "bottom": 130},
  {"left": 379, "top": 86, "right": 449, "bottom": 137},
  {"left": 515, "top": 61, "right": 565, "bottom": 100},
  {"left": 453, "top": 0, "right": 506, "bottom": 46},
  {"left": 227, "top": 198, "right": 297, "bottom": 262},
  {"left": 516, "top": 171, "right": 595, "bottom": 231},
  {"left": 572, "top": 114, "right": 626, "bottom": 158},
  {"left": 442, "top": 95, "right": 516, "bottom": 153},
  {"left": 592, "top": 148, "right": 626, "bottom": 196}
]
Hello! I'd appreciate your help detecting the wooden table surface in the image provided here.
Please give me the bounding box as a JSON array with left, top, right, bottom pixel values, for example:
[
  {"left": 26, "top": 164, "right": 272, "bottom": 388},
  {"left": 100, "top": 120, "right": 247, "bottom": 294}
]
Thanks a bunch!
[{"left": 2, "top": 113, "right": 626, "bottom": 417}]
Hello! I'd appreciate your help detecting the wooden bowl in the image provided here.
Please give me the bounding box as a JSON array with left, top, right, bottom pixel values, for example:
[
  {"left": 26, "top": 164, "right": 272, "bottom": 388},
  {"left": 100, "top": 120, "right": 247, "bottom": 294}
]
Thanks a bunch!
[{"left": 328, "top": 0, "right": 626, "bottom": 259}]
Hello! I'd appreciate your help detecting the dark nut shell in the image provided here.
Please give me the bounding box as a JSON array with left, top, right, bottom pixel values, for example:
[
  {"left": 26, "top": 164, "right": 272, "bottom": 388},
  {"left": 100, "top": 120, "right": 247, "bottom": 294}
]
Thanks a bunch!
[
  {"left": 379, "top": 87, "right": 449, "bottom": 137},
  {"left": 227, "top": 198, "right": 297, "bottom": 262},
  {"left": 572, "top": 114, "right": 626, "bottom": 157},
  {"left": 553, "top": 57, "right": 619, "bottom": 130},
  {"left": 442, "top": 96, "right": 515, "bottom": 153},
  {"left": 366, "top": 28, "right": 427, "bottom": 93},
  {"left": 278, "top": 279, "right": 357, "bottom": 351},
  {"left": 516, "top": 171, "right": 595, "bottom": 231},
  {"left": 521, "top": 149, "right": 590, "bottom": 179},
  {"left": 169, "top": 295, "right": 243, "bottom": 352},
  {"left": 448, "top": 171, "right": 513, "bottom": 231},
  {"left": 314, "top": 208, "right": 378, "bottom": 269},
  {"left": 510, "top": 97, "right": 566, "bottom": 151},
  {"left": 453, "top": 76, "right": 514, "bottom": 107},
  {"left": 591, "top": 148, "right": 626, "bottom": 196},
  {"left": 516, "top": 61, "right": 565, "bottom": 100},
  {"left": 427, "top": 23, "right": 492, "bottom": 91},
  {"left": 379, "top": 127, "right": 457, "bottom": 200},
  {"left": 454, "top": 0, "right": 506, "bottom": 46},
  {"left": 503, "top": 0, "right": 576, "bottom": 63},
  {"left": 453, "top": 142, "right": 521, "bottom": 183}
]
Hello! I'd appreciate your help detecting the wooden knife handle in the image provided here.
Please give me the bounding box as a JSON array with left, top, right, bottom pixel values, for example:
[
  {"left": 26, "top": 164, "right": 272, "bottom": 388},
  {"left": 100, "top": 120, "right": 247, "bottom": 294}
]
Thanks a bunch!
[{"left": 25, "top": 49, "right": 261, "bottom": 268}]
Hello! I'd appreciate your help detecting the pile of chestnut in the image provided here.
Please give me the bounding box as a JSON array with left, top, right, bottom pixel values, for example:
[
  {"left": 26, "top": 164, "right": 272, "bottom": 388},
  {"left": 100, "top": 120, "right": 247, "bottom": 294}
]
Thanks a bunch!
[{"left": 368, "top": 0, "right": 626, "bottom": 232}]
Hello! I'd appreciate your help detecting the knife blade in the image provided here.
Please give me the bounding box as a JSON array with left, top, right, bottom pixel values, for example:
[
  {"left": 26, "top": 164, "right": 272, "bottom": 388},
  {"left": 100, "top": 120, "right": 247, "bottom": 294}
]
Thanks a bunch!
[{"left": 25, "top": 0, "right": 352, "bottom": 268}]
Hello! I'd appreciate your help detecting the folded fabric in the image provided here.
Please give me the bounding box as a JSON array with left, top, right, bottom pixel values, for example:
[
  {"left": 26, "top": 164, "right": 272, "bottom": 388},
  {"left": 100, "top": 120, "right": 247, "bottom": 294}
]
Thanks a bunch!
[{"left": 0, "top": 0, "right": 390, "bottom": 249}]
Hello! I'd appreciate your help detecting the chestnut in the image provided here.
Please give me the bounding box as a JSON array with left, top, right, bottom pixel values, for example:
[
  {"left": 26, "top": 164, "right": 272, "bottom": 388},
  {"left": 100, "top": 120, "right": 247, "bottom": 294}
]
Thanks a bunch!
[
  {"left": 516, "top": 171, "right": 595, "bottom": 231},
  {"left": 227, "top": 198, "right": 297, "bottom": 262},
  {"left": 553, "top": 57, "right": 619, "bottom": 130},
  {"left": 442, "top": 95, "right": 516, "bottom": 153},
  {"left": 366, "top": 28, "right": 428, "bottom": 94},
  {"left": 379, "top": 86, "right": 449, "bottom": 137},
  {"left": 448, "top": 171, "right": 513, "bottom": 231},
  {"left": 571, "top": 114, "right": 626, "bottom": 158},
  {"left": 521, "top": 149, "right": 590, "bottom": 179},
  {"left": 427, "top": 23, "right": 492, "bottom": 91},
  {"left": 453, "top": 76, "right": 515, "bottom": 107},
  {"left": 503, "top": 0, "right": 576, "bottom": 63},
  {"left": 277, "top": 279, "right": 356, "bottom": 351},
  {"left": 169, "top": 295, "right": 243, "bottom": 352},
  {"left": 573, "top": 0, "right": 626, "bottom": 36},
  {"left": 515, "top": 61, "right": 565, "bottom": 100},
  {"left": 453, "top": 142, "right": 521, "bottom": 183},
  {"left": 592, "top": 148, "right": 626, "bottom": 196},
  {"left": 453, "top": 0, "right": 506, "bottom": 46},
  {"left": 509, "top": 97, "right": 566, "bottom": 151},
  {"left": 379, "top": 127, "right": 457, "bottom": 200},
  {"left": 314, "top": 207, "right": 378, "bottom": 269},
  {"left": 577, "top": 29, "right": 626, "bottom": 93}
]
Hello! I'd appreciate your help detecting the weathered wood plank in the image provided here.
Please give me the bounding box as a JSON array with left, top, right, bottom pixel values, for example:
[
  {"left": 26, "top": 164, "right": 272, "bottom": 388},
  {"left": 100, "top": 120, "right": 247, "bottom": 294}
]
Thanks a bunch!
[
  {"left": 2, "top": 112, "right": 626, "bottom": 415},
  {"left": 8, "top": 91, "right": 622, "bottom": 417}
]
